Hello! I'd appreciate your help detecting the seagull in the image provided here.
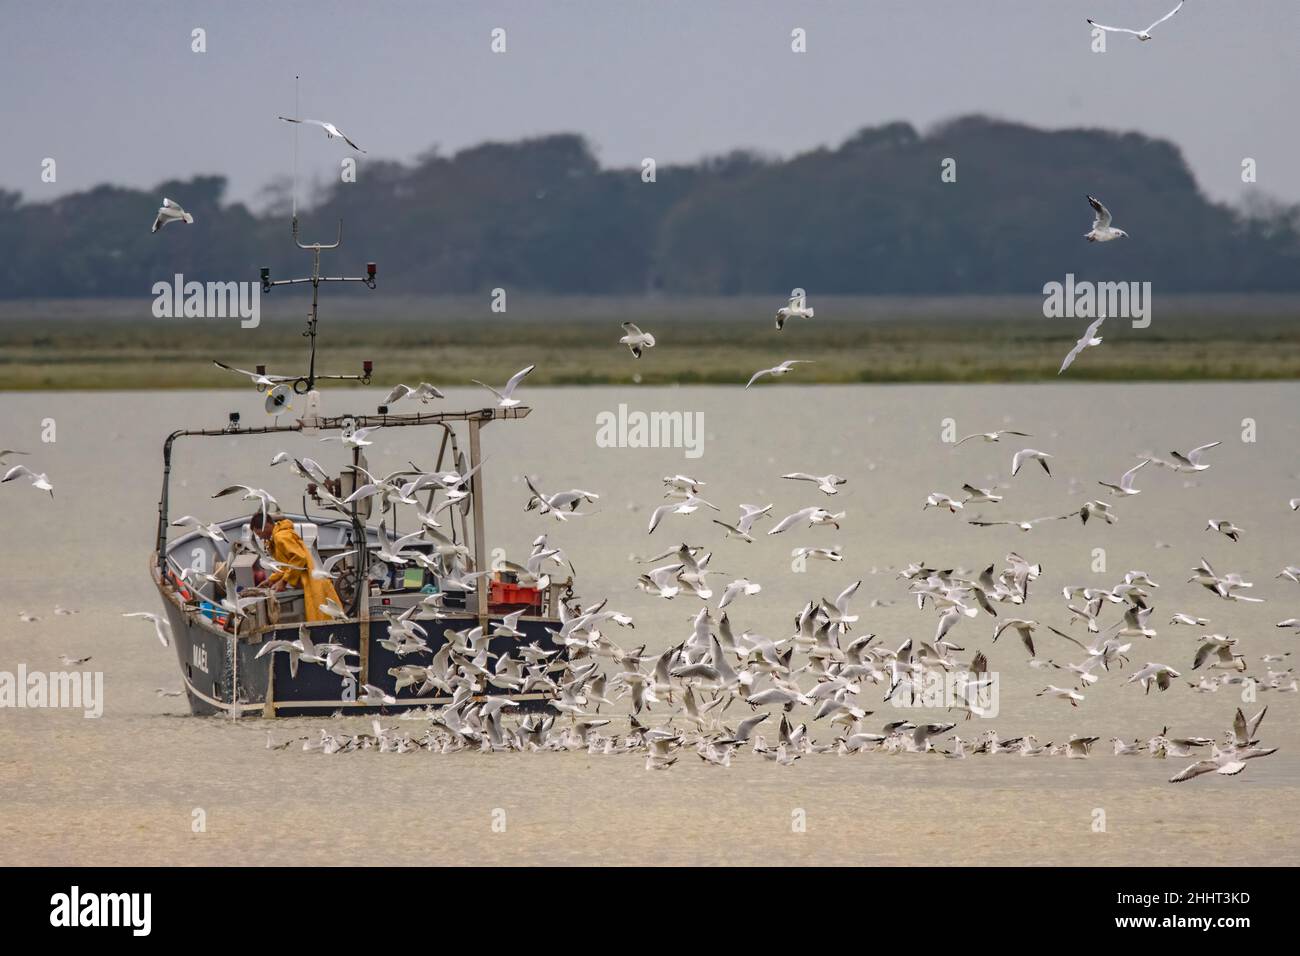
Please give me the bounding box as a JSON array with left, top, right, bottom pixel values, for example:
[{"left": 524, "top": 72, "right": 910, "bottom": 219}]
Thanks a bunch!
[
  {"left": 767, "top": 507, "right": 844, "bottom": 535},
  {"left": 711, "top": 503, "right": 772, "bottom": 542},
  {"left": 59, "top": 655, "right": 92, "bottom": 667},
  {"left": 319, "top": 426, "right": 380, "bottom": 450},
  {"left": 954, "top": 430, "right": 1032, "bottom": 446},
  {"left": 718, "top": 578, "right": 762, "bottom": 610},
  {"left": 1065, "top": 735, "right": 1100, "bottom": 758},
  {"left": 277, "top": 116, "right": 366, "bottom": 152},
  {"left": 382, "top": 383, "right": 444, "bottom": 406},
  {"left": 1164, "top": 441, "right": 1220, "bottom": 473},
  {"left": 151, "top": 197, "right": 194, "bottom": 233},
  {"left": 359, "top": 684, "right": 397, "bottom": 706},
  {"left": 1036, "top": 685, "right": 1085, "bottom": 707},
  {"left": 1, "top": 464, "right": 54, "bottom": 497},
  {"left": 994, "top": 618, "right": 1043, "bottom": 657},
  {"left": 170, "top": 515, "right": 227, "bottom": 543},
  {"left": 1170, "top": 612, "right": 1210, "bottom": 627},
  {"left": 781, "top": 473, "right": 846, "bottom": 495},
  {"left": 791, "top": 546, "right": 843, "bottom": 562},
  {"left": 1083, "top": 196, "right": 1128, "bottom": 242},
  {"left": 619, "top": 322, "right": 656, "bottom": 358},
  {"left": 775, "top": 293, "right": 815, "bottom": 331},
  {"left": 123, "top": 612, "right": 172, "bottom": 648},
  {"left": 969, "top": 514, "right": 1071, "bottom": 532},
  {"left": 1098, "top": 459, "right": 1149, "bottom": 496},
  {"left": 472, "top": 365, "right": 535, "bottom": 408},
  {"left": 1206, "top": 519, "right": 1242, "bottom": 542},
  {"left": 960, "top": 483, "right": 1003, "bottom": 504},
  {"left": 1087, "top": 1, "right": 1184, "bottom": 42},
  {"left": 647, "top": 493, "right": 719, "bottom": 534},
  {"left": 212, "top": 483, "right": 279, "bottom": 516},
  {"left": 211, "top": 361, "right": 296, "bottom": 390},
  {"left": 1011, "top": 448, "right": 1053, "bottom": 477},
  {"left": 745, "top": 360, "right": 811, "bottom": 389},
  {"left": 1058, "top": 316, "right": 1105, "bottom": 374},
  {"left": 922, "top": 493, "right": 964, "bottom": 513},
  {"left": 1192, "top": 635, "right": 1246, "bottom": 673},
  {"left": 1128, "top": 662, "right": 1181, "bottom": 694}
]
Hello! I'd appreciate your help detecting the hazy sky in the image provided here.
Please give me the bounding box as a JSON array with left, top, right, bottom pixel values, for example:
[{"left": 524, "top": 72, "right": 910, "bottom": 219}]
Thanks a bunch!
[{"left": 4, "top": 1, "right": 1298, "bottom": 208}]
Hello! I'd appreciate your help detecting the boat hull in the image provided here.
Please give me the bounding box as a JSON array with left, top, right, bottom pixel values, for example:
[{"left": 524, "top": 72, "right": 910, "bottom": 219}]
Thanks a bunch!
[{"left": 154, "top": 572, "right": 566, "bottom": 718}]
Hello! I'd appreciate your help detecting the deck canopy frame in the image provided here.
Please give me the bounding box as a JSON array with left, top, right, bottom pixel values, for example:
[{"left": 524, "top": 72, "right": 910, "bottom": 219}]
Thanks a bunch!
[{"left": 155, "top": 406, "right": 531, "bottom": 628}]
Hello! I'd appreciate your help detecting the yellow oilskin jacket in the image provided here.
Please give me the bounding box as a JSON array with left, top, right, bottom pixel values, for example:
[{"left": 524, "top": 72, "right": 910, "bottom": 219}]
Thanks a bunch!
[{"left": 265, "top": 519, "right": 343, "bottom": 622}]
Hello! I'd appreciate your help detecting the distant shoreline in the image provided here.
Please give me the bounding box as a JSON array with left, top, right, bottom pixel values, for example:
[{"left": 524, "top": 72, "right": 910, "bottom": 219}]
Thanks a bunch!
[{"left": 2, "top": 297, "right": 1298, "bottom": 389}]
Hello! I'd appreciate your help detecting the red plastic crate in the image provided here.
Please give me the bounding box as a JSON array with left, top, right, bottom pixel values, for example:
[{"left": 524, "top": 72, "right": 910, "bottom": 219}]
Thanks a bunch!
[{"left": 491, "top": 580, "right": 540, "bottom": 606}]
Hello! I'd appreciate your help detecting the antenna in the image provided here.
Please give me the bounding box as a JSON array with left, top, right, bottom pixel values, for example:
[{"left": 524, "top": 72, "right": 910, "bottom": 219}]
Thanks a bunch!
[
  {"left": 255, "top": 222, "right": 377, "bottom": 393},
  {"left": 292, "top": 74, "right": 299, "bottom": 220},
  {"left": 227, "top": 71, "right": 378, "bottom": 396}
]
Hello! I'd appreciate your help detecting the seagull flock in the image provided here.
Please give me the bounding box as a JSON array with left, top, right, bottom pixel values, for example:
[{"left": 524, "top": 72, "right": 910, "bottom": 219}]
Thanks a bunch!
[{"left": 214, "top": 410, "right": 1291, "bottom": 786}]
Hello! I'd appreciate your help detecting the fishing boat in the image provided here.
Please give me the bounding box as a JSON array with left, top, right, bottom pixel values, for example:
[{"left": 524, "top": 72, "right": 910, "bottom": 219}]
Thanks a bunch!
[{"left": 149, "top": 219, "right": 572, "bottom": 717}]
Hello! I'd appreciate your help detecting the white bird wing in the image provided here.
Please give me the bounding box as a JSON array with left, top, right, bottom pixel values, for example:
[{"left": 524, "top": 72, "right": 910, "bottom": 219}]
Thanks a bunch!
[
  {"left": 647, "top": 503, "right": 673, "bottom": 535},
  {"left": 768, "top": 508, "right": 815, "bottom": 535},
  {"left": 1169, "top": 758, "right": 1219, "bottom": 783},
  {"left": 1087, "top": 195, "right": 1112, "bottom": 228},
  {"left": 1146, "top": 0, "right": 1184, "bottom": 32},
  {"left": 1059, "top": 341, "right": 1087, "bottom": 374},
  {"left": 211, "top": 360, "right": 295, "bottom": 383},
  {"left": 382, "top": 384, "right": 411, "bottom": 405},
  {"left": 1187, "top": 441, "right": 1221, "bottom": 464},
  {"left": 745, "top": 367, "right": 772, "bottom": 389},
  {"left": 1120, "top": 459, "right": 1150, "bottom": 489},
  {"left": 1087, "top": 19, "right": 1142, "bottom": 36},
  {"left": 501, "top": 365, "right": 536, "bottom": 399}
]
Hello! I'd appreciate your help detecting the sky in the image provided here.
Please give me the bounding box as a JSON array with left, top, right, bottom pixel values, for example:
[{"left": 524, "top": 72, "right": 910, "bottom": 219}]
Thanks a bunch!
[{"left": 3, "top": 0, "right": 1298, "bottom": 209}]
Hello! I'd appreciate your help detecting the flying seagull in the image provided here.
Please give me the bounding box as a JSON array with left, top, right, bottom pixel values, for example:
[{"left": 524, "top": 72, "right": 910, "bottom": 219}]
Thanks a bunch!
[
  {"left": 382, "top": 382, "right": 444, "bottom": 406},
  {"left": 953, "top": 430, "right": 1031, "bottom": 446},
  {"left": 781, "top": 473, "right": 846, "bottom": 496},
  {"left": 1084, "top": 196, "right": 1127, "bottom": 242},
  {"left": 775, "top": 293, "right": 815, "bottom": 331},
  {"left": 746, "top": 360, "right": 811, "bottom": 389},
  {"left": 1, "top": 464, "right": 53, "bottom": 497},
  {"left": 123, "top": 611, "right": 172, "bottom": 648},
  {"left": 1011, "top": 448, "right": 1053, "bottom": 477},
  {"left": 619, "top": 322, "right": 656, "bottom": 358},
  {"left": 151, "top": 198, "right": 194, "bottom": 234},
  {"left": 1088, "top": 1, "right": 1184, "bottom": 42},
  {"left": 212, "top": 361, "right": 297, "bottom": 390},
  {"left": 277, "top": 116, "right": 366, "bottom": 152},
  {"left": 1059, "top": 316, "right": 1105, "bottom": 374},
  {"left": 1098, "top": 459, "right": 1149, "bottom": 496},
  {"left": 472, "top": 365, "right": 535, "bottom": 408}
]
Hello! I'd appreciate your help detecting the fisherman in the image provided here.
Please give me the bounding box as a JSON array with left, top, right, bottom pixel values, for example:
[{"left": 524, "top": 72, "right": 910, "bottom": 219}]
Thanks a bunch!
[{"left": 249, "top": 510, "right": 342, "bottom": 622}]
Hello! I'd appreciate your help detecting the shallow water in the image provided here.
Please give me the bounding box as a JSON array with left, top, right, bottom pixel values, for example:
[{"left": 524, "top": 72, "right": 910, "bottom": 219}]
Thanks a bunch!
[{"left": 1, "top": 384, "right": 1297, "bottom": 865}]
